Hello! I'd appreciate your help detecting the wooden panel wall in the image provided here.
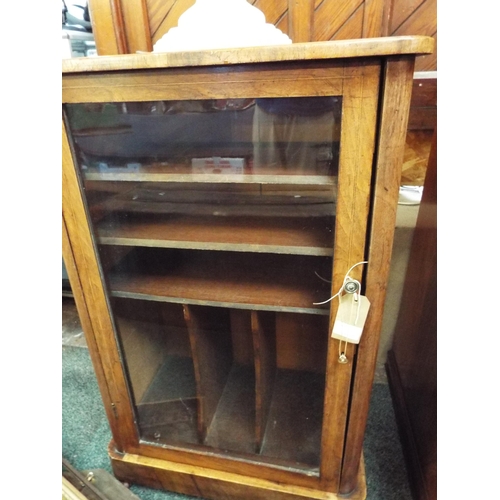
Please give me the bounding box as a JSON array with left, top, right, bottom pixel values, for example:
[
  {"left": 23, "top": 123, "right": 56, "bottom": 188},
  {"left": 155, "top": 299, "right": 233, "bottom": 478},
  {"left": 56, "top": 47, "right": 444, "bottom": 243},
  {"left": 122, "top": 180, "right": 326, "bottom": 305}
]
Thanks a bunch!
[
  {"left": 148, "top": 0, "right": 195, "bottom": 46},
  {"left": 146, "top": 0, "right": 291, "bottom": 46},
  {"left": 89, "top": 0, "right": 436, "bottom": 71},
  {"left": 145, "top": 0, "right": 386, "bottom": 45},
  {"left": 386, "top": 0, "right": 437, "bottom": 71}
]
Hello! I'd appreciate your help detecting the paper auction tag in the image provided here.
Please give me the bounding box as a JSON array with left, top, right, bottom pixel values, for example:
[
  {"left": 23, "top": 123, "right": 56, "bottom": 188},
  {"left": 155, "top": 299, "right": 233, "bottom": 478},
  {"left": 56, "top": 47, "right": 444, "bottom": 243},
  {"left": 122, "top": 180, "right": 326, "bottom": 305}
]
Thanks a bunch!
[{"left": 331, "top": 294, "right": 370, "bottom": 344}]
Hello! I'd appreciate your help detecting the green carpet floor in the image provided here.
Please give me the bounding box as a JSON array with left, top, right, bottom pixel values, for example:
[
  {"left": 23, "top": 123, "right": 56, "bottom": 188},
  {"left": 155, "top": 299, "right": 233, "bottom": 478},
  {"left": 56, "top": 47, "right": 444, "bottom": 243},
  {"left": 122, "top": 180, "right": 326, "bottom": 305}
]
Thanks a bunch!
[{"left": 62, "top": 345, "right": 411, "bottom": 500}]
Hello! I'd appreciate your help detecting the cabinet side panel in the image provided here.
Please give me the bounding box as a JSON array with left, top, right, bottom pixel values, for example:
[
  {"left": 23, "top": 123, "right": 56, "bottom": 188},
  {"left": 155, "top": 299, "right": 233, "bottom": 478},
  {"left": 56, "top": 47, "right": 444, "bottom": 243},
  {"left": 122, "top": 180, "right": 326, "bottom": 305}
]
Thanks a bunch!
[
  {"left": 339, "top": 56, "right": 416, "bottom": 494},
  {"left": 63, "top": 217, "right": 116, "bottom": 424},
  {"left": 62, "top": 120, "right": 139, "bottom": 450}
]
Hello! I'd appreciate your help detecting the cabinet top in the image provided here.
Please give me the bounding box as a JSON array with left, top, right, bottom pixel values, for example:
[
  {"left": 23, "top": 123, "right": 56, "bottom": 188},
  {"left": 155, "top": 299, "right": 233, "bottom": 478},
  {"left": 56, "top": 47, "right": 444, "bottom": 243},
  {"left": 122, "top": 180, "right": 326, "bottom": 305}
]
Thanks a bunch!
[{"left": 62, "top": 36, "right": 434, "bottom": 74}]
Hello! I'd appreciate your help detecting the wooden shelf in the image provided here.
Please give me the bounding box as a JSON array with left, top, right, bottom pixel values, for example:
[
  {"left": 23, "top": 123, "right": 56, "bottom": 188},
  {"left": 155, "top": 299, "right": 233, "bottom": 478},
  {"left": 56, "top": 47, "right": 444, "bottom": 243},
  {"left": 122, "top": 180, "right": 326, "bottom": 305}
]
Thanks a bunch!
[
  {"left": 107, "top": 248, "right": 332, "bottom": 315},
  {"left": 84, "top": 163, "right": 336, "bottom": 185},
  {"left": 97, "top": 213, "right": 334, "bottom": 256},
  {"left": 94, "top": 186, "right": 335, "bottom": 255}
]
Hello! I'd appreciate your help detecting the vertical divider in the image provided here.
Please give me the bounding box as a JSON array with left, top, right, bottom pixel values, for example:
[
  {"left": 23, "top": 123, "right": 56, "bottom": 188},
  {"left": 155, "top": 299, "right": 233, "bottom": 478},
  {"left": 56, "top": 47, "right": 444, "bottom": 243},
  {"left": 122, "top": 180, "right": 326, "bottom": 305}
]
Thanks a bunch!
[
  {"left": 229, "top": 309, "right": 255, "bottom": 367},
  {"left": 183, "top": 304, "right": 232, "bottom": 443},
  {"left": 251, "top": 310, "right": 277, "bottom": 453}
]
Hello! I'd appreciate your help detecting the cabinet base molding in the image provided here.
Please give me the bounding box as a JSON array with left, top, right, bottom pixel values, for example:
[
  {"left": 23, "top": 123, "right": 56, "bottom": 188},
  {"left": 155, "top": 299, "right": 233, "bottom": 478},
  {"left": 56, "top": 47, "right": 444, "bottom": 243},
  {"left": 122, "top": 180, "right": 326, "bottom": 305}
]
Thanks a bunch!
[{"left": 109, "top": 445, "right": 366, "bottom": 500}]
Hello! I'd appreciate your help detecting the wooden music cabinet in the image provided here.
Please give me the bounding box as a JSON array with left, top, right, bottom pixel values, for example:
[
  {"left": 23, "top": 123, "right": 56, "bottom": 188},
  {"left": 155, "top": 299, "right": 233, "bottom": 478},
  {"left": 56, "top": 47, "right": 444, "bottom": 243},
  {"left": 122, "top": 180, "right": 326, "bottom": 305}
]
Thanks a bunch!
[{"left": 62, "top": 36, "right": 433, "bottom": 500}]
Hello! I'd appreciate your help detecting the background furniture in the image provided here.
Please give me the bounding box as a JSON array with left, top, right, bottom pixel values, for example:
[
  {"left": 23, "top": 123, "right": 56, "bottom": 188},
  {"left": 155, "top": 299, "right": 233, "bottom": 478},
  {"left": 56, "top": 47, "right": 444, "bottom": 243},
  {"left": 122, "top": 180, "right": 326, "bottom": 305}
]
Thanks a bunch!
[
  {"left": 63, "top": 36, "right": 433, "bottom": 499},
  {"left": 373, "top": 70, "right": 436, "bottom": 382},
  {"left": 386, "top": 130, "right": 437, "bottom": 500}
]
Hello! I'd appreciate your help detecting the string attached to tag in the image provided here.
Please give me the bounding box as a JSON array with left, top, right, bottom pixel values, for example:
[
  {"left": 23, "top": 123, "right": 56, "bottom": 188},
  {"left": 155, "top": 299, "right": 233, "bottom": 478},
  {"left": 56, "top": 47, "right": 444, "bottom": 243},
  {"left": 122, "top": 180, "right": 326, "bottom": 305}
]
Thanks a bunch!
[{"left": 314, "top": 261, "right": 370, "bottom": 364}]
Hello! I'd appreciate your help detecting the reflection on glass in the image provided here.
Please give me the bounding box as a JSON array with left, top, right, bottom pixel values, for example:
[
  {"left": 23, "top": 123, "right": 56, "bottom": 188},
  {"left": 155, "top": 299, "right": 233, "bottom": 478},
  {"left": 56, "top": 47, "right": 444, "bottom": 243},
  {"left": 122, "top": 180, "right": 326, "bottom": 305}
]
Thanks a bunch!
[
  {"left": 65, "top": 97, "right": 341, "bottom": 472},
  {"left": 253, "top": 97, "right": 340, "bottom": 175},
  {"left": 66, "top": 97, "right": 340, "bottom": 180}
]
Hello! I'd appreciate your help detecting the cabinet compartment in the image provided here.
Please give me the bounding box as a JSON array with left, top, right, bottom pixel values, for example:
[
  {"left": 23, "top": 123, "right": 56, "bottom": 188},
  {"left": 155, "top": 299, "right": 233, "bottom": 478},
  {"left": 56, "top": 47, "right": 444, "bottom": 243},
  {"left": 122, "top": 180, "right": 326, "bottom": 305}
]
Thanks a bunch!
[
  {"left": 261, "top": 369, "right": 325, "bottom": 468},
  {"left": 136, "top": 356, "right": 199, "bottom": 445},
  {"left": 102, "top": 246, "right": 333, "bottom": 314},
  {"left": 112, "top": 294, "right": 328, "bottom": 470},
  {"left": 66, "top": 97, "right": 341, "bottom": 185},
  {"left": 184, "top": 306, "right": 256, "bottom": 454},
  {"left": 195, "top": 308, "right": 329, "bottom": 469},
  {"left": 92, "top": 183, "right": 336, "bottom": 256},
  {"left": 111, "top": 298, "right": 199, "bottom": 446},
  {"left": 258, "top": 312, "right": 328, "bottom": 469}
]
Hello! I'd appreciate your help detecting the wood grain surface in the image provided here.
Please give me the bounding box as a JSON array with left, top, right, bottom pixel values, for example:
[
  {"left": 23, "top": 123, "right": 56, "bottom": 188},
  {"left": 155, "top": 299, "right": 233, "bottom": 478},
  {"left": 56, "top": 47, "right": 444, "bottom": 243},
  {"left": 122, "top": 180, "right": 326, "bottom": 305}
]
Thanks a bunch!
[
  {"left": 96, "top": 213, "right": 334, "bottom": 256},
  {"left": 107, "top": 248, "right": 332, "bottom": 315},
  {"left": 319, "top": 59, "right": 380, "bottom": 491},
  {"left": 339, "top": 56, "right": 415, "bottom": 494},
  {"left": 184, "top": 305, "right": 233, "bottom": 441},
  {"left": 110, "top": 445, "right": 367, "bottom": 499},
  {"left": 62, "top": 36, "right": 433, "bottom": 74},
  {"left": 63, "top": 34, "right": 427, "bottom": 498},
  {"left": 252, "top": 311, "right": 277, "bottom": 451}
]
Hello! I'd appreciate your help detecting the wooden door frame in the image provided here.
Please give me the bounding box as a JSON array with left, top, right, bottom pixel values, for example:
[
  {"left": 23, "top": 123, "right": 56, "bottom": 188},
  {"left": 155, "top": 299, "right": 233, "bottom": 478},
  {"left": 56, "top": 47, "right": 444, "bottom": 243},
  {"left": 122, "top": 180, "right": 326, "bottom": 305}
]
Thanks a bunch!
[{"left": 339, "top": 55, "right": 416, "bottom": 494}]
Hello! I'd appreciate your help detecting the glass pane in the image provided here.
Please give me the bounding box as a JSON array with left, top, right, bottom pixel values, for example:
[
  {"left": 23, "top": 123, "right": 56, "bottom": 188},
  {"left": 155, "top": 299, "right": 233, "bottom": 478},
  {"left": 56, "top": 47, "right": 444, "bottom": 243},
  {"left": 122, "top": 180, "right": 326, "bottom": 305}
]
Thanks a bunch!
[{"left": 65, "top": 96, "right": 341, "bottom": 473}]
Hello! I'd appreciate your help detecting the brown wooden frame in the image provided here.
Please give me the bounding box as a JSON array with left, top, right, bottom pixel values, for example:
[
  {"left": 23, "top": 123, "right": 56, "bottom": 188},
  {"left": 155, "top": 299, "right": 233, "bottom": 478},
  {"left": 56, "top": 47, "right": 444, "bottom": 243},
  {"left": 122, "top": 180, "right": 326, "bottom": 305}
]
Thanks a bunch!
[{"left": 63, "top": 37, "right": 433, "bottom": 500}]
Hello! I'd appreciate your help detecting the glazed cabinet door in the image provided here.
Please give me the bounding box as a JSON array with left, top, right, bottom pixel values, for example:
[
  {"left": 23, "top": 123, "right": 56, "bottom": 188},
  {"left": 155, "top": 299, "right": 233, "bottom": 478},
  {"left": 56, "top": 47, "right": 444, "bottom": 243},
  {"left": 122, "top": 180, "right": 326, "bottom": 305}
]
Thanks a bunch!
[{"left": 62, "top": 58, "right": 380, "bottom": 491}]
